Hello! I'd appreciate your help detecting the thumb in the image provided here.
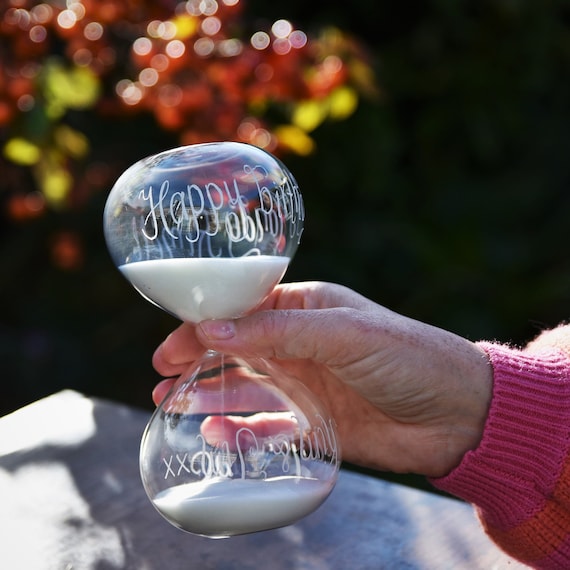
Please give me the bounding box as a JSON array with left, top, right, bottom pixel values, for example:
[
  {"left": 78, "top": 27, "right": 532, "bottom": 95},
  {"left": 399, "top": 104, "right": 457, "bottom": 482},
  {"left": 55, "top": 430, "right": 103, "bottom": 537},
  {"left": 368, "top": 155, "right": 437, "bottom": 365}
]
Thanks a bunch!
[{"left": 196, "top": 308, "right": 364, "bottom": 365}]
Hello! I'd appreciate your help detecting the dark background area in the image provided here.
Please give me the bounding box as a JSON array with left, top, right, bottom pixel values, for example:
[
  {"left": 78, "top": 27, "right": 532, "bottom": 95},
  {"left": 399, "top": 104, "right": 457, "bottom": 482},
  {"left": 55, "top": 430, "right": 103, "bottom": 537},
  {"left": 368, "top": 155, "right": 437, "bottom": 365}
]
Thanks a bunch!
[{"left": 1, "top": 0, "right": 569, "bottom": 488}]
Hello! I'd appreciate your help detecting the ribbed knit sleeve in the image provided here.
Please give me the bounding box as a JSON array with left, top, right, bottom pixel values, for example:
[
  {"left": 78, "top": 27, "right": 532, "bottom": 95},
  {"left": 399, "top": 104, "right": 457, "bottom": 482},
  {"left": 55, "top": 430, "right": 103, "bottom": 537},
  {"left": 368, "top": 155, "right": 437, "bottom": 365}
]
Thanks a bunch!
[{"left": 431, "top": 342, "right": 570, "bottom": 569}]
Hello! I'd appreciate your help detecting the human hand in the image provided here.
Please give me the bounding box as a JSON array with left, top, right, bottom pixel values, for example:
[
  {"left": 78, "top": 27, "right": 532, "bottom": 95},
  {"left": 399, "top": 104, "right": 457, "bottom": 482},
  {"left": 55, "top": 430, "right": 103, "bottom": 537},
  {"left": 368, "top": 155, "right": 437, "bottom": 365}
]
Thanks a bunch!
[{"left": 152, "top": 281, "right": 492, "bottom": 477}]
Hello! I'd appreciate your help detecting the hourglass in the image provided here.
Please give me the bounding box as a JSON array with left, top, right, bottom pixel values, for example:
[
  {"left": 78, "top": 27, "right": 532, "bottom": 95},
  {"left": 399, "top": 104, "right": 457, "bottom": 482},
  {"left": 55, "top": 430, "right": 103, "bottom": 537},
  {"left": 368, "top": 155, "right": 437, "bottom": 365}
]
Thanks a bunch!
[{"left": 103, "top": 142, "right": 340, "bottom": 538}]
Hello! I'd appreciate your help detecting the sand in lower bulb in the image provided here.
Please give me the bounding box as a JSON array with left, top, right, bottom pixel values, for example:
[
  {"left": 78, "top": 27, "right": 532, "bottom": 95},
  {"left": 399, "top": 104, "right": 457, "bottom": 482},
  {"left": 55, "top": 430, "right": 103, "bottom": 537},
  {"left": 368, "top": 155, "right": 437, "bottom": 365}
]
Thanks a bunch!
[{"left": 152, "top": 475, "right": 334, "bottom": 538}]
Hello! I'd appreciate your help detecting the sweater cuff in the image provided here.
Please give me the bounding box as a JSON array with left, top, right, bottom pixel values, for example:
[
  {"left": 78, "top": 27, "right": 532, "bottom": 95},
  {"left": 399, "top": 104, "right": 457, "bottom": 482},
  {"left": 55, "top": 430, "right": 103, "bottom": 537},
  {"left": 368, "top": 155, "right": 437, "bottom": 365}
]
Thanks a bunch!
[{"left": 431, "top": 342, "right": 570, "bottom": 530}]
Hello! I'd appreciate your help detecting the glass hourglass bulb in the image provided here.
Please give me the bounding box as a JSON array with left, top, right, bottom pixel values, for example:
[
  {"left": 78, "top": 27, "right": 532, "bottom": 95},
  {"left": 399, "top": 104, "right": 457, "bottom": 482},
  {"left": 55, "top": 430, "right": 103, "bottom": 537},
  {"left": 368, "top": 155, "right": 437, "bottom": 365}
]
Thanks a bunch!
[{"left": 103, "top": 142, "right": 341, "bottom": 538}]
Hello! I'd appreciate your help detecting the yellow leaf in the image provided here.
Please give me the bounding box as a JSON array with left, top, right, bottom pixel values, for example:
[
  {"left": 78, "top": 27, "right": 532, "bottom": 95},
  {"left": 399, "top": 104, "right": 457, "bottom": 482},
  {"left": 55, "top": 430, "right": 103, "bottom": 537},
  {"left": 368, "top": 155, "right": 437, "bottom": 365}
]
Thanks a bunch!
[
  {"left": 44, "top": 61, "right": 101, "bottom": 111},
  {"left": 274, "top": 125, "right": 315, "bottom": 156},
  {"left": 292, "top": 100, "right": 328, "bottom": 132},
  {"left": 3, "top": 138, "right": 41, "bottom": 165},
  {"left": 54, "top": 125, "right": 89, "bottom": 158},
  {"left": 40, "top": 166, "right": 72, "bottom": 205},
  {"left": 172, "top": 15, "right": 198, "bottom": 40},
  {"left": 327, "top": 86, "right": 358, "bottom": 120}
]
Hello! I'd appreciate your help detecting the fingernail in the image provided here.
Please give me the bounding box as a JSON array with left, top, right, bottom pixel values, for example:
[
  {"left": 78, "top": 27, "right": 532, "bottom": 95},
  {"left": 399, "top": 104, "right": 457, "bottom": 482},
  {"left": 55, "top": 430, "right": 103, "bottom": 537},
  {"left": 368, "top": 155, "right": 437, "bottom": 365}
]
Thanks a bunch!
[{"left": 199, "top": 320, "right": 236, "bottom": 340}]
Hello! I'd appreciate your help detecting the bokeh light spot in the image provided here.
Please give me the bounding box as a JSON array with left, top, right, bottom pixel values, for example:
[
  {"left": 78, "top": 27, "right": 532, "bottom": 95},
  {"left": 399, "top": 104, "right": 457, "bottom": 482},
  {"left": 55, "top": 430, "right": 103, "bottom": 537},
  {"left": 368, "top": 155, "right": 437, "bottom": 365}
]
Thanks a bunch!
[
  {"left": 29, "top": 25, "right": 47, "bottom": 43},
  {"left": 200, "top": 0, "right": 219, "bottom": 16},
  {"left": 250, "top": 128, "right": 272, "bottom": 149},
  {"left": 218, "top": 39, "right": 242, "bottom": 57},
  {"left": 161, "top": 21, "right": 177, "bottom": 40},
  {"left": 151, "top": 53, "right": 169, "bottom": 71},
  {"left": 57, "top": 9, "right": 77, "bottom": 29},
  {"left": 324, "top": 55, "right": 343, "bottom": 74},
  {"left": 147, "top": 20, "right": 163, "bottom": 38},
  {"left": 6, "top": 8, "right": 31, "bottom": 29},
  {"left": 251, "top": 31, "right": 270, "bottom": 50},
  {"left": 20, "top": 63, "right": 40, "bottom": 78},
  {"left": 116, "top": 80, "right": 144, "bottom": 106},
  {"left": 273, "top": 38, "right": 291, "bottom": 55},
  {"left": 289, "top": 30, "right": 307, "bottom": 49},
  {"left": 139, "top": 67, "right": 159, "bottom": 87},
  {"left": 166, "top": 39, "right": 186, "bottom": 58},
  {"left": 271, "top": 19, "right": 292, "bottom": 39},
  {"left": 158, "top": 84, "right": 183, "bottom": 107},
  {"left": 201, "top": 16, "right": 221, "bottom": 36},
  {"left": 17, "top": 94, "right": 35, "bottom": 112},
  {"left": 73, "top": 48, "right": 93, "bottom": 66},
  {"left": 30, "top": 4, "right": 52, "bottom": 24},
  {"left": 68, "top": 2, "right": 86, "bottom": 21},
  {"left": 133, "top": 37, "right": 153, "bottom": 56},
  {"left": 237, "top": 119, "right": 257, "bottom": 140},
  {"left": 84, "top": 22, "right": 103, "bottom": 41},
  {"left": 194, "top": 36, "right": 214, "bottom": 56}
]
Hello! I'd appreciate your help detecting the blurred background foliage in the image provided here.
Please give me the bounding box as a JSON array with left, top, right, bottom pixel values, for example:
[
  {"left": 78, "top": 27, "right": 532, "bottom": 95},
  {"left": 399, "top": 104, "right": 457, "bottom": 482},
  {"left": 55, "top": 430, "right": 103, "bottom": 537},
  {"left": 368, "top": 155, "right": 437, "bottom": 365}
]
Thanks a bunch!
[{"left": 1, "top": 0, "right": 570, "bottom": 465}]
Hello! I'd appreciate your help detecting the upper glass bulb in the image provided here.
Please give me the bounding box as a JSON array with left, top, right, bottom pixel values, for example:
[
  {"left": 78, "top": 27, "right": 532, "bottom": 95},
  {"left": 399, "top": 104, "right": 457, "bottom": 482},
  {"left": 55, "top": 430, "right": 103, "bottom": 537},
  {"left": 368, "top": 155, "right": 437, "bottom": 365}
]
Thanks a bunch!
[{"left": 103, "top": 142, "right": 304, "bottom": 322}]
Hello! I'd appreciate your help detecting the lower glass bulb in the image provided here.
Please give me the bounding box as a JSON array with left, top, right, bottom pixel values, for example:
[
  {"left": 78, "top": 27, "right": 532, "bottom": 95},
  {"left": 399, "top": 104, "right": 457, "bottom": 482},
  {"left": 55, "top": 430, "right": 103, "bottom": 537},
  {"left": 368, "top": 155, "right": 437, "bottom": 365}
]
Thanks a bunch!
[{"left": 140, "top": 350, "right": 341, "bottom": 538}]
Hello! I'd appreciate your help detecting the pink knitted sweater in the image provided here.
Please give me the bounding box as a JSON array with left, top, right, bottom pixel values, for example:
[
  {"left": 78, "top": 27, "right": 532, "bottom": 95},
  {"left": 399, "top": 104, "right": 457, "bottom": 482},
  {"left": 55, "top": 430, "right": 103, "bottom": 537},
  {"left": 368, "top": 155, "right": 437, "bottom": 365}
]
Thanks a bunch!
[{"left": 432, "top": 342, "right": 570, "bottom": 569}]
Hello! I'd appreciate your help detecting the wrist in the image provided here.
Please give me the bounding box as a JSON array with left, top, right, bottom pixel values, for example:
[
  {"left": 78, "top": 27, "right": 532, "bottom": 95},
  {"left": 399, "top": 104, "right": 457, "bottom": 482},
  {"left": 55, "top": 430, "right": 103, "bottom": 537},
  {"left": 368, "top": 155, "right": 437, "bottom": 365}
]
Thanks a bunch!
[
  {"left": 431, "top": 342, "right": 570, "bottom": 528},
  {"left": 436, "top": 339, "right": 493, "bottom": 475}
]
